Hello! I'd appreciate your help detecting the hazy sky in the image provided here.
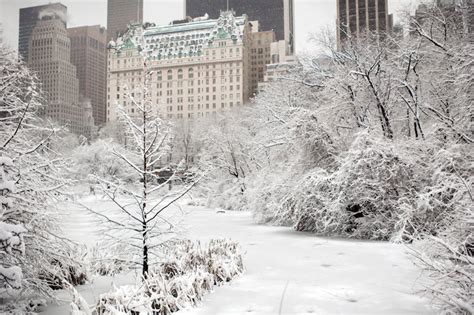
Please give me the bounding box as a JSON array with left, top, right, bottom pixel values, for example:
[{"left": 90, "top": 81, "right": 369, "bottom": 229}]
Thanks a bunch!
[{"left": 0, "top": 0, "right": 421, "bottom": 54}]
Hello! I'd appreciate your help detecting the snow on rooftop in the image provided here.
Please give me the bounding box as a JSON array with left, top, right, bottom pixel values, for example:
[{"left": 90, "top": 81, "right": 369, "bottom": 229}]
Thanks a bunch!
[{"left": 112, "top": 11, "right": 247, "bottom": 61}]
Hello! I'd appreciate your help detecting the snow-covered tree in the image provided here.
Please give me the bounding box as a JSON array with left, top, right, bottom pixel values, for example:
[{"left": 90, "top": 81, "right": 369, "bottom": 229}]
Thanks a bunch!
[
  {"left": 0, "top": 157, "right": 26, "bottom": 292},
  {"left": 87, "top": 25, "right": 198, "bottom": 280},
  {"left": 0, "top": 46, "right": 82, "bottom": 311}
]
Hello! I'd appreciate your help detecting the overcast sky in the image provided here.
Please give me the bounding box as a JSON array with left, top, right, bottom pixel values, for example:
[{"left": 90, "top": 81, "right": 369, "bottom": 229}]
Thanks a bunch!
[{"left": 0, "top": 0, "right": 421, "bottom": 54}]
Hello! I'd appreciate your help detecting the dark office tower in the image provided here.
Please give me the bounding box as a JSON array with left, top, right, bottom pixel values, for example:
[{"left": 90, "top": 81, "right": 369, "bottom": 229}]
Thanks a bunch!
[
  {"left": 337, "top": 0, "right": 390, "bottom": 48},
  {"left": 185, "top": 0, "right": 295, "bottom": 54},
  {"left": 68, "top": 26, "right": 107, "bottom": 125},
  {"left": 107, "top": 0, "right": 144, "bottom": 42},
  {"left": 18, "top": 3, "right": 67, "bottom": 61}
]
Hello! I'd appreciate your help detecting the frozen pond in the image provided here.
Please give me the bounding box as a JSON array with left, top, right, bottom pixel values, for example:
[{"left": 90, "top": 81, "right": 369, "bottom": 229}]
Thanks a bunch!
[{"left": 44, "top": 195, "right": 434, "bottom": 314}]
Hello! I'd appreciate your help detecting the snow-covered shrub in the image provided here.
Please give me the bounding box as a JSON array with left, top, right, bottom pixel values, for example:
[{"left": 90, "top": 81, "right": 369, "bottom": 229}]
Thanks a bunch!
[
  {"left": 393, "top": 143, "right": 473, "bottom": 242},
  {"left": 248, "top": 110, "right": 340, "bottom": 225},
  {"left": 39, "top": 244, "right": 88, "bottom": 290},
  {"left": 89, "top": 243, "right": 134, "bottom": 276},
  {"left": 414, "top": 222, "right": 473, "bottom": 314},
  {"left": 323, "top": 133, "right": 419, "bottom": 240},
  {"left": 205, "top": 176, "right": 247, "bottom": 211},
  {"left": 409, "top": 143, "right": 473, "bottom": 314},
  {"left": 96, "top": 239, "right": 243, "bottom": 314},
  {"left": 257, "top": 132, "right": 471, "bottom": 242},
  {"left": 251, "top": 132, "right": 416, "bottom": 240},
  {"left": 70, "top": 139, "right": 138, "bottom": 184}
]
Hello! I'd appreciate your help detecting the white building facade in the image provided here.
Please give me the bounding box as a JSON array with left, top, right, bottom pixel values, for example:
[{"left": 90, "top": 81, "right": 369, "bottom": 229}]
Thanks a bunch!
[{"left": 107, "top": 12, "right": 253, "bottom": 122}]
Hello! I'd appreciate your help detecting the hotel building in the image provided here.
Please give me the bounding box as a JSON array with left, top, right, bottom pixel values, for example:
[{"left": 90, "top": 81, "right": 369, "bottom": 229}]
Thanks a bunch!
[{"left": 106, "top": 12, "right": 253, "bottom": 122}]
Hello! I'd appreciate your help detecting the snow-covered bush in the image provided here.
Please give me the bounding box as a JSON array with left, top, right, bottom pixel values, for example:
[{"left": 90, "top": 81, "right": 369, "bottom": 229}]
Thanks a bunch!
[
  {"left": 253, "top": 132, "right": 472, "bottom": 243},
  {"left": 39, "top": 244, "right": 88, "bottom": 290},
  {"left": 88, "top": 243, "right": 133, "bottom": 276},
  {"left": 254, "top": 132, "right": 416, "bottom": 239},
  {"left": 96, "top": 239, "right": 243, "bottom": 314},
  {"left": 205, "top": 177, "right": 247, "bottom": 211},
  {"left": 393, "top": 143, "right": 473, "bottom": 242},
  {"left": 409, "top": 143, "right": 473, "bottom": 314},
  {"left": 70, "top": 139, "right": 138, "bottom": 184},
  {"left": 414, "top": 222, "right": 473, "bottom": 314}
]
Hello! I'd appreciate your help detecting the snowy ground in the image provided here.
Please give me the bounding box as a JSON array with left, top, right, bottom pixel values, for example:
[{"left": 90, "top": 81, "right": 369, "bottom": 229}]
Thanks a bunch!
[{"left": 43, "top": 195, "right": 435, "bottom": 314}]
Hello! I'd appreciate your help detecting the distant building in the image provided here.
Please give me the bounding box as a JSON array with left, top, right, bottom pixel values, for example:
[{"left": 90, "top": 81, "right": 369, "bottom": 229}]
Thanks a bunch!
[
  {"left": 336, "top": 0, "right": 392, "bottom": 49},
  {"left": 184, "top": 0, "right": 295, "bottom": 54},
  {"left": 412, "top": 0, "right": 467, "bottom": 36},
  {"left": 249, "top": 29, "right": 276, "bottom": 97},
  {"left": 107, "top": 11, "right": 252, "bottom": 122},
  {"left": 28, "top": 17, "right": 94, "bottom": 137},
  {"left": 107, "top": 0, "right": 144, "bottom": 42},
  {"left": 258, "top": 42, "right": 297, "bottom": 92},
  {"left": 68, "top": 25, "right": 108, "bottom": 125},
  {"left": 270, "top": 39, "right": 293, "bottom": 64},
  {"left": 18, "top": 2, "right": 67, "bottom": 61}
]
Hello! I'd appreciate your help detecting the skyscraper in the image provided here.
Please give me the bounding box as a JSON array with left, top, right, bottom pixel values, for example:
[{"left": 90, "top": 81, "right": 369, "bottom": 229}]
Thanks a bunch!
[
  {"left": 107, "top": 0, "right": 144, "bottom": 42},
  {"left": 184, "top": 0, "right": 295, "bottom": 54},
  {"left": 336, "top": 0, "right": 391, "bottom": 48},
  {"left": 28, "top": 15, "right": 94, "bottom": 137},
  {"left": 68, "top": 25, "right": 107, "bottom": 125},
  {"left": 18, "top": 2, "right": 67, "bottom": 61}
]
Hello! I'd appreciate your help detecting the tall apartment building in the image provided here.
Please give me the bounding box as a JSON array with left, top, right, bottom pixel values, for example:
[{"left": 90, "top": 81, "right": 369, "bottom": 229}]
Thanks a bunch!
[
  {"left": 28, "top": 16, "right": 94, "bottom": 137},
  {"left": 185, "top": 0, "right": 295, "bottom": 54},
  {"left": 107, "top": 11, "right": 252, "bottom": 122},
  {"left": 249, "top": 30, "right": 276, "bottom": 97},
  {"left": 68, "top": 25, "right": 108, "bottom": 125},
  {"left": 19, "top": 3, "right": 67, "bottom": 61},
  {"left": 336, "top": 0, "right": 392, "bottom": 48},
  {"left": 107, "top": 0, "right": 144, "bottom": 41}
]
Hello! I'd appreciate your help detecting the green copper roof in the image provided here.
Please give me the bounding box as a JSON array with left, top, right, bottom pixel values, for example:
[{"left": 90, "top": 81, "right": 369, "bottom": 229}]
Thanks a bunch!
[{"left": 110, "top": 11, "right": 247, "bottom": 60}]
